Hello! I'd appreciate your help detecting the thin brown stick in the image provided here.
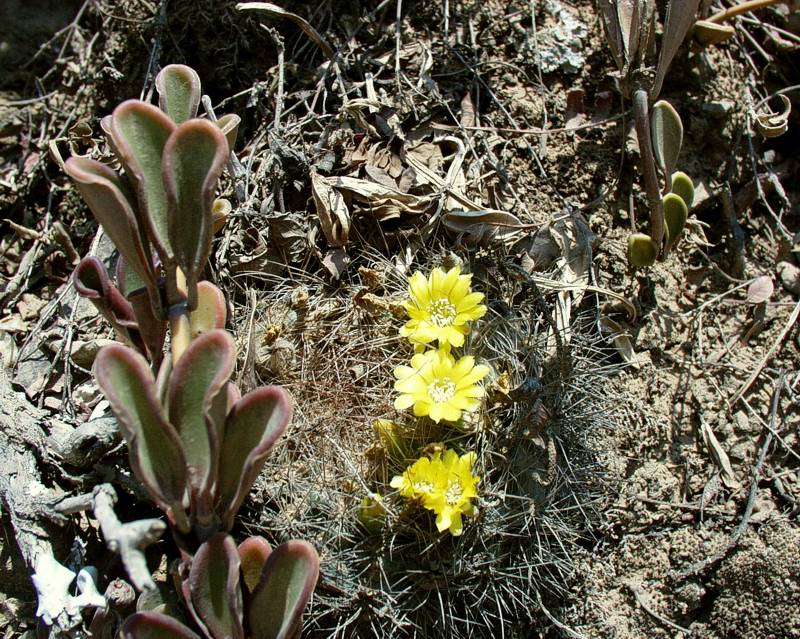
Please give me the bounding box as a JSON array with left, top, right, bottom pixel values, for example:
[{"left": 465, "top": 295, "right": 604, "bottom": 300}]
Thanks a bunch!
[
  {"left": 707, "top": 0, "right": 785, "bottom": 23},
  {"left": 731, "top": 300, "right": 800, "bottom": 404},
  {"left": 633, "top": 89, "right": 665, "bottom": 248}
]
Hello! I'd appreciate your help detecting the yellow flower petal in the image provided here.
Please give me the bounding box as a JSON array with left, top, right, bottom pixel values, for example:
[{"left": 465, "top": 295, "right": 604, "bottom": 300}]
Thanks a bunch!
[
  {"left": 455, "top": 364, "right": 490, "bottom": 389},
  {"left": 394, "top": 394, "right": 415, "bottom": 410},
  {"left": 412, "top": 401, "right": 431, "bottom": 417}
]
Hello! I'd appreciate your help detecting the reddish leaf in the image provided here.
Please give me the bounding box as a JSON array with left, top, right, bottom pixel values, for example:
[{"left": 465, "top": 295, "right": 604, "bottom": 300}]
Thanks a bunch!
[
  {"left": 120, "top": 612, "right": 200, "bottom": 639},
  {"left": 189, "top": 534, "right": 244, "bottom": 639},
  {"left": 217, "top": 387, "right": 292, "bottom": 530},
  {"left": 248, "top": 541, "right": 319, "bottom": 639}
]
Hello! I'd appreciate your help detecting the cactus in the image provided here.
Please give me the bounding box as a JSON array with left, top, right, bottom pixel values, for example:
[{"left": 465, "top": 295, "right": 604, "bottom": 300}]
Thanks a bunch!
[{"left": 120, "top": 534, "right": 318, "bottom": 639}]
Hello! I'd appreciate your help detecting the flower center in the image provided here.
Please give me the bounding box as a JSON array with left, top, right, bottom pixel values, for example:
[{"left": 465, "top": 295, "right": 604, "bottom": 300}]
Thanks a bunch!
[
  {"left": 445, "top": 480, "right": 463, "bottom": 506},
  {"left": 415, "top": 481, "right": 434, "bottom": 494},
  {"left": 428, "top": 298, "right": 457, "bottom": 327},
  {"left": 427, "top": 378, "right": 456, "bottom": 403}
]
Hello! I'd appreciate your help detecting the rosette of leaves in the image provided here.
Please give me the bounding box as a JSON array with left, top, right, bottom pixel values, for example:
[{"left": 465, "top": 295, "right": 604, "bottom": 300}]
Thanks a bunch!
[
  {"left": 121, "top": 534, "right": 319, "bottom": 639},
  {"left": 93, "top": 311, "right": 293, "bottom": 542},
  {"left": 65, "top": 64, "right": 241, "bottom": 362}
]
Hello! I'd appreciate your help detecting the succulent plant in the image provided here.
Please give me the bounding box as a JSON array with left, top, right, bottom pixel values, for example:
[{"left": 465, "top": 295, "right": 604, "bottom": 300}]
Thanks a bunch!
[
  {"left": 93, "top": 317, "right": 292, "bottom": 540},
  {"left": 65, "top": 64, "right": 240, "bottom": 363},
  {"left": 62, "top": 64, "right": 319, "bottom": 638},
  {"left": 598, "top": 2, "right": 699, "bottom": 266},
  {"left": 120, "top": 533, "right": 319, "bottom": 639}
]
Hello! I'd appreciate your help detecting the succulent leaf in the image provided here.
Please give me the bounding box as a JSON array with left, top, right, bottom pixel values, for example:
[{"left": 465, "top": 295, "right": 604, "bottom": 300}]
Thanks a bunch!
[
  {"left": 127, "top": 287, "right": 168, "bottom": 364},
  {"left": 627, "top": 233, "right": 659, "bottom": 267},
  {"left": 162, "top": 120, "right": 229, "bottom": 310},
  {"left": 156, "top": 65, "right": 202, "bottom": 125},
  {"left": 64, "top": 157, "right": 156, "bottom": 295},
  {"left": 111, "top": 100, "right": 177, "bottom": 265},
  {"left": 693, "top": 19, "right": 735, "bottom": 46},
  {"left": 93, "top": 345, "right": 188, "bottom": 527},
  {"left": 663, "top": 192, "right": 689, "bottom": 251},
  {"left": 120, "top": 612, "right": 201, "bottom": 639},
  {"left": 189, "top": 534, "right": 244, "bottom": 639},
  {"left": 670, "top": 171, "right": 694, "bottom": 208},
  {"left": 168, "top": 329, "right": 235, "bottom": 519},
  {"left": 211, "top": 198, "right": 231, "bottom": 235},
  {"left": 248, "top": 541, "right": 320, "bottom": 639},
  {"left": 238, "top": 537, "right": 272, "bottom": 594},
  {"left": 190, "top": 281, "right": 227, "bottom": 339},
  {"left": 74, "top": 256, "right": 136, "bottom": 323},
  {"left": 116, "top": 254, "right": 150, "bottom": 298},
  {"left": 215, "top": 113, "right": 241, "bottom": 150},
  {"left": 217, "top": 387, "right": 292, "bottom": 530},
  {"left": 650, "top": 100, "right": 683, "bottom": 179}
]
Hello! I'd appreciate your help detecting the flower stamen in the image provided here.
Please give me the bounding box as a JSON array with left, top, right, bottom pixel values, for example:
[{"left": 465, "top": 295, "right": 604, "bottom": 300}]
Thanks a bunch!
[
  {"left": 427, "top": 378, "right": 456, "bottom": 403},
  {"left": 427, "top": 298, "right": 457, "bottom": 327},
  {"left": 445, "top": 480, "right": 463, "bottom": 506}
]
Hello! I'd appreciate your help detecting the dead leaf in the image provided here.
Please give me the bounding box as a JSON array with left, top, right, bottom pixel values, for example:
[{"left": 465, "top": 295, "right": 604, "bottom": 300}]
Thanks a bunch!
[
  {"left": 0, "top": 331, "right": 18, "bottom": 368},
  {"left": 600, "top": 316, "right": 643, "bottom": 369},
  {"left": 17, "top": 293, "right": 47, "bottom": 321},
  {"left": 442, "top": 209, "right": 525, "bottom": 247},
  {"left": 322, "top": 247, "right": 350, "bottom": 280},
  {"left": 0, "top": 315, "right": 29, "bottom": 333},
  {"left": 746, "top": 275, "right": 774, "bottom": 304},
  {"left": 236, "top": 2, "right": 333, "bottom": 58},
  {"left": 363, "top": 165, "right": 398, "bottom": 190},
  {"left": 311, "top": 170, "right": 350, "bottom": 247},
  {"left": 699, "top": 419, "right": 740, "bottom": 490},
  {"left": 752, "top": 94, "right": 791, "bottom": 138}
]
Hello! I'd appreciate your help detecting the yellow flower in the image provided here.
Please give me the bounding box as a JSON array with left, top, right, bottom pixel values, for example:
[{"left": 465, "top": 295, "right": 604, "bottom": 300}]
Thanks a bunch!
[
  {"left": 426, "top": 449, "right": 480, "bottom": 536},
  {"left": 400, "top": 267, "right": 486, "bottom": 348},
  {"left": 389, "top": 449, "right": 480, "bottom": 536},
  {"left": 394, "top": 349, "right": 489, "bottom": 423},
  {"left": 390, "top": 455, "right": 438, "bottom": 499}
]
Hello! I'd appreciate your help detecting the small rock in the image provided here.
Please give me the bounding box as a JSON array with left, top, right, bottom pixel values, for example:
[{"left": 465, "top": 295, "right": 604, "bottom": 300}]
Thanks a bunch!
[
  {"left": 776, "top": 261, "right": 800, "bottom": 296},
  {"left": 702, "top": 100, "right": 735, "bottom": 118},
  {"left": 70, "top": 339, "right": 116, "bottom": 369}
]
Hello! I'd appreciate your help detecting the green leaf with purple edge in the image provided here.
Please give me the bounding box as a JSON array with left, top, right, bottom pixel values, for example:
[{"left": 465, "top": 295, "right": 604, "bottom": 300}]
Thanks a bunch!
[
  {"left": 168, "top": 329, "right": 235, "bottom": 521},
  {"left": 127, "top": 287, "right": 168, "bottom": 365},
  {"left": 248, "top": 541, "right": 320, "bottom": 639},
  {"left": 93, "top": 344, "right": 189, "bottom": 528},
  {"left": 238, "top": 536, "right": 272, "bottom": 594},
  {"left": 74, "top": 256, "right": 137, "bottom": 325},
  {"left": 64, "top": 157, "right": 157, "bottom": 294},
  {"left": 111, "top": 100, "right": 177, "bottom": 264},
  {"left": 120, "top": 611, "right": 201, "bottom": 639},
  {"left": 156, "top": 65, "right": 202, "bottom": 125},
  {"left": 162, "top": 119, "right": 228, "bottom": 310},
  {"left": 189, "top": 533, "right": 244, "bottom": 639},
  {"left": 217, "top": 387, "right": 292, "bottom": 530},
  {"left": 74, "top": 257, "right": 146, "bottom": 354},
  {"left": 207, "top": 381, "right": 240, "bottom": 465}
]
